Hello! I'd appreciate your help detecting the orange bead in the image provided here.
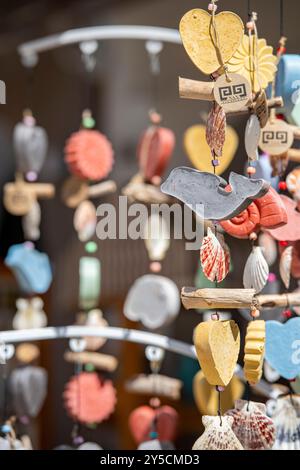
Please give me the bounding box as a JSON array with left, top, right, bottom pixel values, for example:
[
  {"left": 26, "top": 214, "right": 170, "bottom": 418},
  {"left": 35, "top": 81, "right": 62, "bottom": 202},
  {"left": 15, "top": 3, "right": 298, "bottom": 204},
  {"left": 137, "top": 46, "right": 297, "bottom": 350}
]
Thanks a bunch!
[{"left": 247, "top": 166, "right": 256, "bottom": 175}]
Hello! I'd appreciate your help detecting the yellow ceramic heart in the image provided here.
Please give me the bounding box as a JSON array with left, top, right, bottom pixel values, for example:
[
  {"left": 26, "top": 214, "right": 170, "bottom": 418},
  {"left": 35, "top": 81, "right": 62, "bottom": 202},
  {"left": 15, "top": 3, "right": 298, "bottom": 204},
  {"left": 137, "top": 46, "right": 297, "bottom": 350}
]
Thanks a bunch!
[
  {"left": 184, "top": 124, "right": 238, "bottom": 175},
  {"left": 180, "top": 9, "right": 244, "bottom": 75}
]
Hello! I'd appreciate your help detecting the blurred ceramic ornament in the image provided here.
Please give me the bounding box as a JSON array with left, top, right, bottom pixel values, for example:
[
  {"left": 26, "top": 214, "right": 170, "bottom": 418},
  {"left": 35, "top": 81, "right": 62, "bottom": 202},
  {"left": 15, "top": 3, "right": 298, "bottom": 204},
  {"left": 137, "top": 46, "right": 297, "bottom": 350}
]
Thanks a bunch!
[
  {"left": 245, "top": 115, "right": 260, "bottom": 161},
  {"left": 73, "top": 200, "right": 97, "bottom": 242},
  {"left": 206, "top": 104, "right": 226, "bottom": 157},
  {"left": 79, "top": 256, "right": 101, "bottom": 310},
  {"left": 22, "top": 200, "right": 41, "bottom": 241},
  {"left": 286, "top": 167, "right": 300, "bottom": 201},
  {"left": 291, "top": 241, "right": 300, "bottom": 279},
  {"left": 265, "top": 195, "right": 300, "bottom": 241},
  {"left": 16, "top": 343, "right": 40, "bottom": 364},
  {"left": 76, "top": 309, "right": 108, "bottom": 351},
  {"left": 13, "top": 297, "right": 47, "bottom": 330},
  {"left": 13, "top": 114, "right": 48, "bottom": 175},
  {"left": 179, "top": 9, "right": 244, "bottom": 75},
  {"left": 244, "top": 320, "right": 266, "bottom": 385},
  {"left": 64, "top": 129, "right": 114, "bottom": 181},
  {"left": 184, "top": 124, "right": 238, "bottom": 176},
  {"left": 227, "top": 35, "right": 277, "bottom": 92},
  {"left": 143, "top": 214, "right": 170, "bottom": 265},
  {"left": 226, "top": 399, "right": 275, "bottom": 450},
  {"left": 291, "top": 376, "right": 300, "bottom": 394},
  {"left": 77, "top": 442, "right": 103, "bottom": 450},
  {"left": 264, "top": 360, "right": 281, "bottom": 383},
  {"left": 124, "top": 275, "right": 180, "bottom": 330},
  {"left": 200, "top": 227, "right": 229, "bottom": 283},
  {"left": 137, "top": 124, "right": 175, "bottom": 182},
  {"left": 243, "top": 246, "right": 269, "bottom": 293},
  {"left": 192, "top": 415, "right": 243, "bottom": 450},
  {"left": 0, "top": 438, "right": 11, "bottom": 450},
  {"left": 193, "top": 370, "right": 244, "bottom": 416},
  {"left": 258, "top": 232, "right": 277, "bottom": 266},
  {"left": 279, "top": 246, "right": 293, "bottom": 289},
  {"left": 275, "top": 54, "right": 300, "bottom": 126},
  {"left": 129, "top": 405, "right": 178, "bottom": 445},
  {"left": 5, "top": 243, "right": 52, "bottom": 294},
  {"left": 266, "top": 318, "right": 300, "bottom": 379},
  {"left": 9, "top": 366, "right": 48, "bottom": 417},
  {"left": 268, "top": 396, "right": 300, "bottom": 450},
  {"left": 254, "top": 153, "right": 279, "bottom": 189},
  {"left": 63, "top": 372, "right": 116, "bottom": 424},
  {"left": 259, "top": 119, "right": 294, "bottom": 156},
  {"left": 125, "top": 374, "right": 182, "bottom": 400},
  {"left": 138, "top": 440, "right": 175, "bottom": 450}
]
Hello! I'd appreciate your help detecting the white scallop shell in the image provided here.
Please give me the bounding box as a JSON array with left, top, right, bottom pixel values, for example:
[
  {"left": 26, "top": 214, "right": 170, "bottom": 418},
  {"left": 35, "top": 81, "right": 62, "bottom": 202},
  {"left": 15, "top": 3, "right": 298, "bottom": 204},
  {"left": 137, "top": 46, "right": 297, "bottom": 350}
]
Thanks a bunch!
[
  {"left": 143, "top": 214, "right": 170, "bottom": 261},
  {"left": 192, "top": 415, "right": 244, "bottom": 450},
  {"left": 245, "top": 115, "right": 260, "bottom": 161},
  {"left": 73, "top": 200, "right": 97, "bottom": 242},
  {"left": 243, "top": 246, "right": 269, "bottom": 293},
  {"left": 258, "top": 232, "right": 277, "bottom": 267},
  {"left": 279, "top": 246, "right": 293, "bottom": 289},
  {"left": 268, "top": 396, "right": 300, "bottom": 450}
]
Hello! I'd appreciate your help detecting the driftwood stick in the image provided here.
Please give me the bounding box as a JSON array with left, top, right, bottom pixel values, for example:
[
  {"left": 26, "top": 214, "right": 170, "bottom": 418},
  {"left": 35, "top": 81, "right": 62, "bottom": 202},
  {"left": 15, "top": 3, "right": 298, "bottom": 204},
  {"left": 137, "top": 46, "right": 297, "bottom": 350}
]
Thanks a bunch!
[
  {"left": 64, "top": 350, "right": 118, "bottom": 372},
  {"left": 287, "top": 148, "right": 300, "bottom": 163},
  {"left": 181, "top": 287, "right": 300, "bottom": 310},
  {"left": 227, "top": 97, "right": 283, "bottom": 116},
  {"left": 290, "top": 125, "right": 300, "bottom": 140},
  {"left": 88, "top": 180, "right": 117, "bottom": 198}
]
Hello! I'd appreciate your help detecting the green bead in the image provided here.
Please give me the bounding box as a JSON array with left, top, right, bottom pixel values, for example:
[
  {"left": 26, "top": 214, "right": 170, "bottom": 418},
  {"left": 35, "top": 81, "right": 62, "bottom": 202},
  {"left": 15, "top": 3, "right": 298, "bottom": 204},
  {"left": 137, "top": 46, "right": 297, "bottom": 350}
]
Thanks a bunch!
[
  {"left": 82, "top": 116, "right": 95, "bottom": 129},
  {"left": 85, "top": 363, "right": 95, "bottom": 372},
  {"left": 86, "top": 422, "right": 97, "bottom": 429},
  {"left": 85, "top": 241, "right": 98, "bottom": 254}
]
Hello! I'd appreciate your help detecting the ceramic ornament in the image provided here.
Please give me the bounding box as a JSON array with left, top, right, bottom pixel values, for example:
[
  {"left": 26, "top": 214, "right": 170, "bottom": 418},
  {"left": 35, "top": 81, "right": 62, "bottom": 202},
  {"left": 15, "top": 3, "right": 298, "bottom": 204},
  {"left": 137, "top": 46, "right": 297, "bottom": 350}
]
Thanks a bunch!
[
  {"left": 279, "top": 246, "right": 293, "bottom": 289},
  {"left": 266, "top": 318, "right": 300, "bottom": 380},
  {"left": 192, "top": 415, "right": 243, "bottom": 450},
  {"left": 213, "top": 73, "right": 251, "bottom": 113},
  {"left": 243, "top": 247, "right": 269, "bottom": 293},
  {"left": 79, "top": 256, "right": 101, "bottom": 310},
  {"left": 254, "top": 90, "right": 269, "bottom": 128},
  {"left": 244, "top": 320, "right": 265, "bottom": 385},
  {"left": 125, "top": 374, "right": 182, "bottom": 400},
  {"left": 268, "top": 396, "right": 300, "bottom": 450},
  {"left": 15, "top": 343, "right": 40, "bottom": 364},
  {"left": 143, "top": 213, "right": 170, "bottom": 264},
  {"left": 254, "top": 153, "right": 279, "bottom": 189},
  {"left": 275, "top": 54, "right": 300, "bottom": 127},
  {"left": 245, "top": 115, "right": 261, "bottom": 161},
  {"left": 138, "top": 440, "right": 175, "bottom": 451},
  {"left": 184, "top": 124, "right": 238, "bottom": 176},
  {"left": 292, "top": 242, "right": 300, "bottom": 279},
  {"left": 13, "top": 117, "right": 48, "bottom": 176},
  {"left": 200, "top": 227, "right": 229, "bottom": 283},
  {"left": 9, "top": 366, "right": 48, "bottom": 417},
  {"left": 73, "top": 200, "right": 97, "bottom": 242},
  {"left": 259, "top": 119, "right": 294, "bottom": 156},
  {"left": 63, "top": 372, "right": 117, "bottom": 424},
  {"left": 22, "top": 200, "right": 41, "bottom": 241},
  {"left": 64, "top": 129, "right": 114, "bottom": 181},
  {"left": 193, "top": 320, "right": 240, "bottom": 387},
  {"left": 263, "top": 360, "right": 281, "bottom": 383},
  {"left": 291, "top": 376, "right": 300, "bottom": 394},
  {"left": 76, "top": 309, "right": 108, "bottom": 351},
  {"left": 258, "top": 232, "right": 278, "bottom": 267},
  {"left": 193, "top": 370, "right": 244, "bottom": 416},
  {"left": 225, "top": 400, "right": 275, "bottom": 450},
  {"left": 137, "top": 125, "right": 175, "bottom": 182},
  {"left": 179, "top": 9, "right": 244, "bottom": 75},
  {"left": 77, "top": 442, "right": 103, "bottom": 450},
  {"left": 206, "top": 104, "right": 226, "bottom": 157},
  {"left": 129, "top": 405, "right": 178, "bottom": 445},
  {"left": 124, "top": 275, "right": 180, "bottom": 330},
  {"left": 286, "top": 167, "right": 300, "bottom": 201},
  {"left": 265, "top": 195, "right": 300, "bottom": 241},
  {"left": 5, "top": 243, "right": 52, "bottom": 294},
  {"left": 13, "top": 297, "right": 47, "bottom": 330},
  {"left": 227, "top": 35, "right": 277, "bottom": 93},
  {"left": 220, "top": 187, "right": 287, "bottom": 239},
  {"left": 161, "top": 167, "right": 270, "bottom": 221}
]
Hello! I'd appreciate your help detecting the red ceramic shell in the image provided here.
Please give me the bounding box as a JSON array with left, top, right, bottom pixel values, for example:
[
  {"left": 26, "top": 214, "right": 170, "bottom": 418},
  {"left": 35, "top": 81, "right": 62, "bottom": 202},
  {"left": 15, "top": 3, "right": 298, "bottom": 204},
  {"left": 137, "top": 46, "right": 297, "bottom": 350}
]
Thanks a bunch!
[
  {"left": 128, "top": 405, "right": 178, "bottom": 444},
  {"left": 137, "top": 126, "right": 175, "bottom": 181},
  {"left": 64, "top": 129, "right": 114, "bottom": 181},
  {"left": 265, "top": 195, "right": 300, "bottom": 241},
  {"left": 63, "top": 372, "right": 116, "bottom": 424},
  {"left": 220, "top": 188, "right": 287, "bottom": 239}
]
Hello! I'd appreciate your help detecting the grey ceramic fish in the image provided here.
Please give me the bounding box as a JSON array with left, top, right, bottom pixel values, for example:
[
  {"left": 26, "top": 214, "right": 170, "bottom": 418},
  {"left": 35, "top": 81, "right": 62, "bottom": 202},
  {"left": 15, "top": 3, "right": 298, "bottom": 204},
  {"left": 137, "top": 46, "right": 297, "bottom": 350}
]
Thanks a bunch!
[{"left": 161, "top": 167, "right": 270, "bottom": 221}]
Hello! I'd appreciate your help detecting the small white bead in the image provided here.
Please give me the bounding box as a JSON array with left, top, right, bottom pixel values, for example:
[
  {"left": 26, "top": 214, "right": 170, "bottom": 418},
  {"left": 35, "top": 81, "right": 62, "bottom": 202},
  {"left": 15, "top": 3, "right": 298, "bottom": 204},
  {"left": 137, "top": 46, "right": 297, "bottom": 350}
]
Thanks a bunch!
[{"left": 208, "top": 3, "right": 217, "bottom": 12}]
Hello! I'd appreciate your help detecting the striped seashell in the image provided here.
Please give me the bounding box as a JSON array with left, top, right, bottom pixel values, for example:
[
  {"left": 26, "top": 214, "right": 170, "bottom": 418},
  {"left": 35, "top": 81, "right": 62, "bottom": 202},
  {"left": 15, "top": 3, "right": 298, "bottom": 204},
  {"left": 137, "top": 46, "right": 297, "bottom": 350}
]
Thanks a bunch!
[
  {"left": 243, "top": 246, "right": 269, "bottom": 293},
  {"left": 279, "top": 246, "right": 293, "bottom": 289},
  {"left": 226, "top": 400, "right": 275, "bottom": 450},
  {"left": 192, "top": 415, "right": 244, "bottom": 450},
  {"left": 200, "top": 227, "right": 229, "bottom": 283},
  {"left": 206, "top": 104, "right": 226, "bottom": 157},
  {"left": 268, "top": 396, "right": 300, "bottom": 450}
]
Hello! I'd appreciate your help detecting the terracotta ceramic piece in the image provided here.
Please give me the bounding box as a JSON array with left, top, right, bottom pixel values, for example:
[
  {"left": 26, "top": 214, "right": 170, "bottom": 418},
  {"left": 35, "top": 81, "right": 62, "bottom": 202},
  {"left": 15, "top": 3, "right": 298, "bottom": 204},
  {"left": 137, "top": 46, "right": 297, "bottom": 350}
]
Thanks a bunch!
[
  {"left": 265, "top": 195, "right": 300, "bottom": 241},
  {"left": 64, "top": 129, "right": 114, "bottom": 181},
  {"left": 193, "top": 320, "right": 240, "bottom": 387},
  {"left": 161, "top": 167, "right": 270, "bottom": 221},
  {"left": 206, "top": 104, "right": 226, "bottom": 157},
  {"left": 193, "top": 370, "right": 244, "bottom": 416},
  {"left": 244, "top": 320, "right": 265, "bottom": 385},
  {"left": 63, "top": 372, "right": 117, "bottom": 424},
  {"left": 137, "top": 126, "right": 175, "bottom": 182},
  {"left": 192, "top": 415, "right": 243, "bottom": 450},
  {"left": 180, "top": 9, "right": 244, "bottom": 75},
  {"left": 220, "top": 187, "right": 288, "bottom": 239},
  {"left": 128, "top": 405, "right": 178, "bottom": 445}
]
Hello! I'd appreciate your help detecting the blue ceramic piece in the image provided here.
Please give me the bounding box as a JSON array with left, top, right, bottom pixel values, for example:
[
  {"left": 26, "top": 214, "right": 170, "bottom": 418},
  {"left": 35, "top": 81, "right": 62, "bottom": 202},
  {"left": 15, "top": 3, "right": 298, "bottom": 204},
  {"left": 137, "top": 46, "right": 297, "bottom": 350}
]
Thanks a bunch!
[
  {"left": 5, "top": 243, "right": 52, "bottom": 294},
  {"left": 266, "top": 318, "right": 300, "bottom": 380},
  {"left": 275, "top": 54, "right": 300, "bottom": 126},
  {"left": 246, "top": 154, "right": 279, "bottom": 189}
]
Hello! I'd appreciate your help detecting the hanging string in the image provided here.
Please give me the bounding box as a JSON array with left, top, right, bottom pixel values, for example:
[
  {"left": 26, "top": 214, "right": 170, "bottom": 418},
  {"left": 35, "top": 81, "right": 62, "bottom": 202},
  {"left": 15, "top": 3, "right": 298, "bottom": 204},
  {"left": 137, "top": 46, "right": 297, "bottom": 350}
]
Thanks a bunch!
[
  {"left": 1, "top": 364, "right": 8, "bottom": 424},
  {"left": 71, "top": 361, "right": 83, "bottom": 446},
  {"left": 210, "top": 0, "right": 231, "bottom": 82},
  {"left": 280, "top": 0, "right": 284, "bottom": 38},
  {"left": 145, "top": 40, "right": 163, "bottom": 115},
  {"left": 216, "top": 386, "right": 223, "bottom": 426},
  {"left": 247, "top": 0, "right": 251, "bottom": 19}
]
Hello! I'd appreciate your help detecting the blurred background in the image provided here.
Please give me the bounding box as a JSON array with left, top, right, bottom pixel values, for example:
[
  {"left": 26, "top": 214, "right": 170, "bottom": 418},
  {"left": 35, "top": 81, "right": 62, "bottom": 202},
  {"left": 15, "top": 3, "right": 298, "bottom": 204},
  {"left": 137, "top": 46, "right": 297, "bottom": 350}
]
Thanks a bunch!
[{"left": 0, "top": 0, "right": 299, "bottom": 450}]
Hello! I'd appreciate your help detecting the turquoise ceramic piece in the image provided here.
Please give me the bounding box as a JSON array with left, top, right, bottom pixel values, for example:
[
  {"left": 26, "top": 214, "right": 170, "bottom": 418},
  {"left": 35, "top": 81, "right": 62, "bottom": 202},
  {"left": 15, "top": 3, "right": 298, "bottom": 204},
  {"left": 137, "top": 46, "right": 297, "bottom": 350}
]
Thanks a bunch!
[
  {"left": 275, "top": 54, "right": 300, "bottom": 126},
  {"left": 5, "top": 243, "right": 52, "bottom": 294}
]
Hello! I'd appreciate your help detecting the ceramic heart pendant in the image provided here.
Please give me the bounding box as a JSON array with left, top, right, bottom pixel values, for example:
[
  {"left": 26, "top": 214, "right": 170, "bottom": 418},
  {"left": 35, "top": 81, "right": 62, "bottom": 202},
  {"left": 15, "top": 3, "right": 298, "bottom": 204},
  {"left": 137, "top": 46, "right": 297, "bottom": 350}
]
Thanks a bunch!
[
  {"left": 266, "top": 318, "right": 300, "bottom": 380},
  {"left": 128, "top": 405, "right": 178, "bottom": 445},
  {"left": 193, "top": 320, "right": 240, "bottom": 387},
  {"left": 184, "top": 124, "right": 238, "bottom": 176},
  {"left": 180, "top": 9, "right": 244, "bottom": 75},
  {"left": 9, "top": 366, "right": 48, "bottom": 417}
]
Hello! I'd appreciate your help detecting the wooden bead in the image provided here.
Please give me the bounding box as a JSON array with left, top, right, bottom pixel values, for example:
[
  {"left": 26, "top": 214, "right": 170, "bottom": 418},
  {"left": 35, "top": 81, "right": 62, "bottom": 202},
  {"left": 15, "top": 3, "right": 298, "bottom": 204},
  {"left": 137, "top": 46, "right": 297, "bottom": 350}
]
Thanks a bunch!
[
  {"left": 246, "top": 21, "right": 255, "bottom": 31},
  {"left": 150, "top": 261, "right": 162, "bottom": 273},
  {"left": 208, "top": 3, "right": 217, "bottom": 12},
  {"left": 247, "top": 166, "right": 256, "bottom": 175},
  {"left": 249, "top": 232, "right": 258, "bottom": 241},
  {"left": 250, "top": 309, "right": 260, "bottom": 319}
]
